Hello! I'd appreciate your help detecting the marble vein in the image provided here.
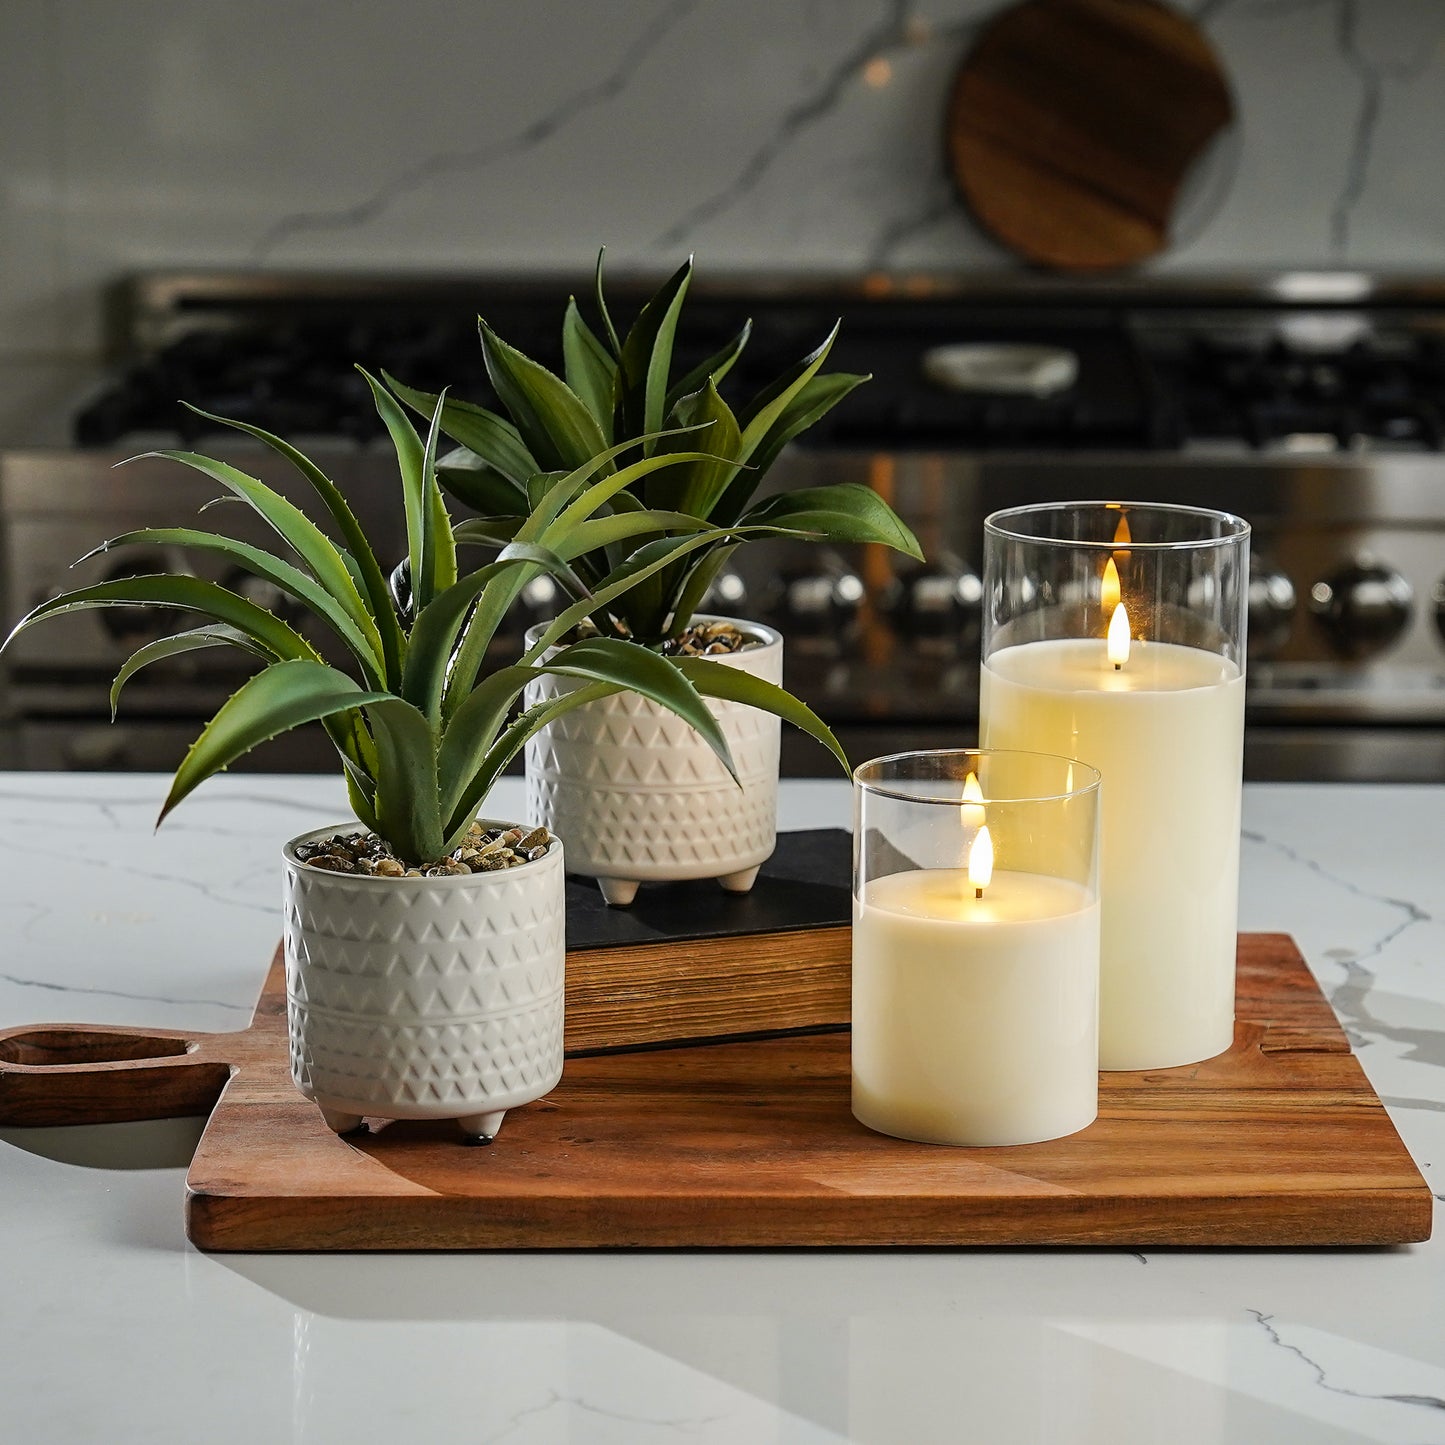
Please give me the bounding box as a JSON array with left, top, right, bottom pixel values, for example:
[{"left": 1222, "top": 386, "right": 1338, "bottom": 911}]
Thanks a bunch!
[
  {"left": 480, "top": 1388, "right": 726, "bottom": 1443},
  {"left": 1240, "top": 826, "right": 1438, "bottom": 1061},
  {"left": 0, "top": 833, "right": 274, "bottom": 916},
  {"left": 1331, "top": 961, "right": 1445, "bottom": 1070},
  {"left": 1247, "top": 1310, "right": 1445, "bottom": 1415},
  {"left": 0, "top": 785, "right": 339, "bottom": 821},
  {"left": 866, "top": 182, "right": 959, "bottom": 267},
  {"left": 1240, "top": 827, "right": 1431, "bottom": 962},
  {"left": 1195, "top": 0, "right": 1438, "bottom": 257},
  {"left": 0, "top": 969, "right": 248, "bottom": 1014},
  {"left": 656, "top": 2, "right": 980, "bottom": 249},
  {"left": 248, "top": 0, "right": 703, "bottom": 261}
]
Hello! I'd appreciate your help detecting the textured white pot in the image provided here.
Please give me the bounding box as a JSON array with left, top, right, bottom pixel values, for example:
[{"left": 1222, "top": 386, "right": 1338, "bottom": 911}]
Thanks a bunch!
[
  {"left": 283, "top": 822, "right": 565, "bottom": 1142},
  {"left": 524, "top": 616, "right": 782, "bottom": 906}
]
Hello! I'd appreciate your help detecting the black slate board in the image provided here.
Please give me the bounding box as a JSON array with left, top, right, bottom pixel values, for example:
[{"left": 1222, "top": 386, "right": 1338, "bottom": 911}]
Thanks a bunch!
[{"left": 563, "top": 828, "right": 851, "bottom": 951}]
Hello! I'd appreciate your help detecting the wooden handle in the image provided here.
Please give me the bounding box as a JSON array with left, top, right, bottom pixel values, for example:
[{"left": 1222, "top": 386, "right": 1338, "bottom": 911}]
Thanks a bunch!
[{"left": 0, "top": 1025, "right": 233, "bottom": 1126}]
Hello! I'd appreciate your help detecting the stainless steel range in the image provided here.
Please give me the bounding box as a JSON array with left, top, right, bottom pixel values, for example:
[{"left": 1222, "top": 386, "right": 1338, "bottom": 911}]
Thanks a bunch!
[{"left": 4, "top": 270, "right": 1444, "bottom": 781}]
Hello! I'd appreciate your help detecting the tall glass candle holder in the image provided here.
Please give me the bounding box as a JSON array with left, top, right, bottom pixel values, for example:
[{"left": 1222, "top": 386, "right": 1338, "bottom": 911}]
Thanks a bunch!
[
  {"left": 852, "top": 749, "right": 1101, "bottom": 1147},
  {"left": 979, "top": 501, "right": 1249, "bottom": 1071}
]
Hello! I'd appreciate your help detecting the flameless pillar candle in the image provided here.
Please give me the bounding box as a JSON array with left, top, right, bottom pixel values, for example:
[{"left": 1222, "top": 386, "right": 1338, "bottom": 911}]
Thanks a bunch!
[
  {"left": 979, "top": 503, "right": 1249, "bottom": 1071},
  {"left": 852, "top": 751, "right": 1101, "bottom": 1147}
]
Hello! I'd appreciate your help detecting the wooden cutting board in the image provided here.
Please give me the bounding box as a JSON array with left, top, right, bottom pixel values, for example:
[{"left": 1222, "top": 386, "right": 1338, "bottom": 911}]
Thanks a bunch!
[
  {"left": 0, "top": 935, "right": 1430, "bottom": 1250},
  {"left": 946, "top": 0, "right": 1235, "bottom": 271}
]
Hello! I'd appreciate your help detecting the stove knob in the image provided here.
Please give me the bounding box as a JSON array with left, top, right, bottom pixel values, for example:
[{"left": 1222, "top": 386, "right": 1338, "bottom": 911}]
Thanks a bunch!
[
  {"left": 64, "top": 728, "right": 131, "bottom": 770},
  {"left": 1247, "top": 560, "right": 1297, "bottom": 658},
  {"left": 884, "top": 562, "right": 983, "bottom": 651},
  {"left": 518, "top": 574, "right": 561, "bottom": 625},
  {"left": 698, "top": 571, "right": 748, "bottom": 617},
  {"left": 771, "top": 566, "right": 864, "bottom": 640},
  {"left": 97, "top": 555, "right": 182, "bottom": 643},
  {"left": 223, "top": 568, "right": 305, "bottom": 625},
  {"left": 1309, "top": 560, "right": 1413, "bottom": 659}
]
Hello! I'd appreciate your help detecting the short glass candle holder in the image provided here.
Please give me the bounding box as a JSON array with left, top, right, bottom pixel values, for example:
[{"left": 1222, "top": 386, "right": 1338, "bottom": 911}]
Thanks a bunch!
[
  {"left": 979, "top": 501, "right": 1250, "bottom": 1072},
  {"left": 852, "top": 749, "right": 1101, "bottom": 1148}
]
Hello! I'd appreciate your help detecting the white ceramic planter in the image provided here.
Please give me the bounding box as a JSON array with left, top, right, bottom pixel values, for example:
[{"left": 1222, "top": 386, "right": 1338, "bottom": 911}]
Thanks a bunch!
[
  {"left": 283, "top": 822, "right": 565, "bottom": 1142},
  {"left": 524, "top": 616, "right": 782, "bottom": 905}
]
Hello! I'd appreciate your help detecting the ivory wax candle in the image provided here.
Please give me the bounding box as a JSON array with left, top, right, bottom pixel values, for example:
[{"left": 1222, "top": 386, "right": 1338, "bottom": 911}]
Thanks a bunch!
[
  {"left": 852, "top": 868, "right": 1099, "bottom": 1147},
  {"left": 980, "top": 501, "right": 1250, "bottom": 1072},
  {"left": 981, "top": 640, "right": 1243, "bottom": 1070},
  {"left": 851, "top": 750, "right": 1101, "bottom": 1148}
]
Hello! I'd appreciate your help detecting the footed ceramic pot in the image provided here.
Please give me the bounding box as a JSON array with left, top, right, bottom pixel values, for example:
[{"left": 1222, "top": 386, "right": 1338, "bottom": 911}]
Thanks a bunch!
[
  {"left": 282, "top": 823, "right": 564, "bottom": 1142},
  {"left": 524, "top": 616, "right": 782, "bottom": 906}
]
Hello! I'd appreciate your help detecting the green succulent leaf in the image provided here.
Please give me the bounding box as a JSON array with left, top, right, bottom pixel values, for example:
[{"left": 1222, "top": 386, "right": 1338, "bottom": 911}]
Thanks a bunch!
[
  {"left": 562, "top": 296, "right": 617, "bottom": 438},
  {"left": 552, "top": 509, "right": 711, "bottom": 560},
  {"left": 444, "top": 679, "right": 620, "bottom": 842},
  {"left": 442, "top": 439, "right": 698, "bottom": 710},
  {"left": 421, "top": 389, "right": 458, "bottom": 598},
  {"left": 402, "top": 554, "right": 556, "bottom": 722},
  {"left": 452, "top": 515, "right": 523, "bottom": 548},
  {"left": 109, "top": 624, "right": 265, "bottom": 720},
  {"left": 435, "top": 664, "right": 539, "bottom": 818},
  {"left": 526, "top": 469, "right": 572, "bottom": 512},
  {"left": 665, "top": 319, "right": 752, "bottom": 413},
  {"left": 544, "top": 449, "right": 725, "bottom": 546},
  {"left": 674, "top": 655, "right": 850, "bottom": 774},
  {"left": 382, "top": 372, "right": 538, "bottom": 488},
  {"left": 618, "top": 256, "right": 692, "bottom": 451},
  {"left": 434, "top": 627, "right": 738, "bottom": 830},
  {"left": 363, "top": 695, "right": 445, "bottom": 866},
  {"left": 131, "top": 449, "right": 381, "bottom": 661},
  {"left": 79, "top": 527, "right": 386, "bottom": 685},
  {"left": 520, "top": 425, "right": 712, "bottom": 542},
  {"left": 359, "top": 368, "right": 454, "bottom": 615},
  {"left": 5, "top": 573, "right": 319, "bottom": 664},
  {"left": 742, "top": 482, "right": 923, "bottom": 559},
  {"left": 179, "top": 404, "right": 404, "bottom": 688},
  {"left": 158, "top": 659, "right": 392, "bottom": 827},
  {"left": 435, "top": 447, "right": 531, "bottom": 515},
  {"left": 737, "top": 321, "right": 840, "bottom": 439},
  {"left": 593, "top": 247, "right": 622, "bottom": 357},
  {"left": 652, "top": 380, "right": 743, "bottom": 518},
  {"left": 664, "top": 540, "right": 739, "bottom": 638},
  {"left": 541, "top": 634, "right": 735, "bottom": 774},
  {"left": 524, "top": 528, "right": 735, "bottom": 656},
  {"left": 479, "top": 318, "right": 610, "bottom": 473},
  {"left": 735, "top": 371, "right": 869, "bottom": 491}
]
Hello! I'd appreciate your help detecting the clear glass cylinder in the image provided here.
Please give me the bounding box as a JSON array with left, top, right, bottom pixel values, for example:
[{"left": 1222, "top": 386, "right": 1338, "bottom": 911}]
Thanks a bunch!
[
  {"left": 852, "top": 749, "right": 1101, "bottom": 1147},
  {"left": 979, "top": 501, "right": 1250, "bottom": 1071}
]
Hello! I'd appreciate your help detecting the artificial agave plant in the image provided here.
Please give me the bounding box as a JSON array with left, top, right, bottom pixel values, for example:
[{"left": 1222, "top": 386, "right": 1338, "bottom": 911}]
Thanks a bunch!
[
  {"left": 385, "top": 251, "right": 922, "bottom": 646},
  {"left": 2, "top": 373, "right": 845, "bottom": 866}
]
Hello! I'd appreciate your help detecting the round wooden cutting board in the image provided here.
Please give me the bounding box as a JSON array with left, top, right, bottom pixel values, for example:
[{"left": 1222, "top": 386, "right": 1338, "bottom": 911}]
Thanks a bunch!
[{"left": 946, "top": 0, "right": 1235, "bottom": 272}]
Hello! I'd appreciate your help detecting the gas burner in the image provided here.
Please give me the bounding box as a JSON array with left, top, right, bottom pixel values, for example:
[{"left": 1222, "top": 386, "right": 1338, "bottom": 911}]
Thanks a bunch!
[{"left": 1148, "top": 329, "right": 1445, "bottom": 453}]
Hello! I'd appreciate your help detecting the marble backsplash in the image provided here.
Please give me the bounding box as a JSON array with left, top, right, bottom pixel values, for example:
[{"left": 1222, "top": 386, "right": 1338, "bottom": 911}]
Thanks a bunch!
[{"left": 2, "top": 0, "right": 1444, "bottom": 382}]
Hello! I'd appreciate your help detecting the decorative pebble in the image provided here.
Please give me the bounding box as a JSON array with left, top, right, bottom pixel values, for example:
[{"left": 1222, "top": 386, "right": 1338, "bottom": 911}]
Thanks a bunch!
[{"left": 300, "top": 825, "right": 554, "bottom": 876}]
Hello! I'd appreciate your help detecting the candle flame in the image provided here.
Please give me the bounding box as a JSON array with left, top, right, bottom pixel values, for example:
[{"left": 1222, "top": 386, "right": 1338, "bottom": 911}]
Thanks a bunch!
[
  {"left": 1113, "top": 513, "right": 1132, "bottom": 550},
  {"left": 960, "top": 771, "right": 986, "bottom": 831},
  {"left": 1108, "top": 599, "right": 1131, "bottom": 668},
  {"left": 969, "top": 824, "right": 994, "bottom": 894},
  {"left": 1101, "top": 556, "right": 1121, "bottom": 613}
]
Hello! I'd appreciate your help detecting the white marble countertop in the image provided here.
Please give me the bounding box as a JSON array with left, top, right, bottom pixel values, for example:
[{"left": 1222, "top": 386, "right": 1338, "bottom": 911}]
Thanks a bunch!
[{"left": 0, "top": 773, "right": 1441, "bottom": 1444}]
